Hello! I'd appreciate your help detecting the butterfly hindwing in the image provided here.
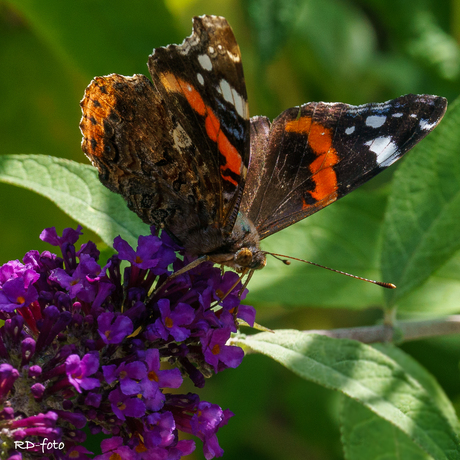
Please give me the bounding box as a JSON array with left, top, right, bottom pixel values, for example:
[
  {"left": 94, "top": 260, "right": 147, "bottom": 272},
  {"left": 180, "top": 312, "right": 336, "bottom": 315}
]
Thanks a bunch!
[
  {"left": 80, "top": 73, "right": 199, "bottom": 229},
  {"left": 242, "top": 94, "right": 448, "bottom": 240}
]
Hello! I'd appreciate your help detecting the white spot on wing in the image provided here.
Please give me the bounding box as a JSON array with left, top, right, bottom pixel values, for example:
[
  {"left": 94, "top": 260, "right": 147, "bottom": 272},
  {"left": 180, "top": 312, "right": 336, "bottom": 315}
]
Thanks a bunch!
[
  {"left": 197, "top": 73, "right": 204, "bottom": 85},
  {"left": 232, "top": 87, "right": 247, "bottom": 119},
  {"left": 419, "top": 119, "right": 437, "bottom": 130},
  {"left": 345, "top": 126, "right": 355, "bottom": 135},
  {"left": 220, "top": 79, "right": 232, "bottom": 104},
  {"left": 198, "top": 54, "right": 212, "bottom": 71},
  {"left": 392, "top": 113, "right": 403, "bottom": 118},
  {"left": 227, "top": 50, "right": 240, "bottom": 62},
  {"left": 365, "top": 115, "right": 386, "bottom": 128},
  {"left": 365, "top": 136, "right": 399, "bottom": 167},
  {"left": 173, "top": 124, "right": 192, "bottom": 149},
  {"left": 219, "top": 79, "right": 247, "bottom": 119},
  {"left": 410, "top": 113, "right": 417, "bottom": 118}
]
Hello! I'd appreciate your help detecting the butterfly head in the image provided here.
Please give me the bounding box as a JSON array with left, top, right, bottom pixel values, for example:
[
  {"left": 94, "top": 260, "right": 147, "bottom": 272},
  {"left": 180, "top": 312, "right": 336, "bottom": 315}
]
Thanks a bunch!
[
  {"left": 207, "top": 246, "right": 266, "bottom": 272},
  {"left": 235, "top": 247, "right": 267, "bottom": 270},
  {"left": 202, "top": 212, "right": 267, "bottom": 271}
]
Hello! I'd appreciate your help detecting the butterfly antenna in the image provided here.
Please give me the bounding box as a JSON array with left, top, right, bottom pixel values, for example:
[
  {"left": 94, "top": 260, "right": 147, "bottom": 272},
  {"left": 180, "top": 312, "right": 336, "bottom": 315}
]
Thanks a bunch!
[
  {"left": 270, "top": 254, "right": 291, "bottom": 265},
  {"left": 265, "top": 252, "right": 396, "bottom": 289}
]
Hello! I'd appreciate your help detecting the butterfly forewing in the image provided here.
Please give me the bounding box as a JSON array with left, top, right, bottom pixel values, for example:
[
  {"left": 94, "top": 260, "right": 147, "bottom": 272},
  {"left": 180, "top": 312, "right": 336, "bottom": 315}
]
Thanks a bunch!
[
  {"left": 242, "top": 94, "right": 447, "bottom": 240},
  {"left": 147, "top": 15, "right": 250, "bottom": 232}
]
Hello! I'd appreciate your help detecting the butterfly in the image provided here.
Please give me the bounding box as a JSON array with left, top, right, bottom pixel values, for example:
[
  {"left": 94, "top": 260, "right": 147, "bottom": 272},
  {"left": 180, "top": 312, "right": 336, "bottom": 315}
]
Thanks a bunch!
[{"left": 80, "top": 15, "right": 447, "bottom": 281}]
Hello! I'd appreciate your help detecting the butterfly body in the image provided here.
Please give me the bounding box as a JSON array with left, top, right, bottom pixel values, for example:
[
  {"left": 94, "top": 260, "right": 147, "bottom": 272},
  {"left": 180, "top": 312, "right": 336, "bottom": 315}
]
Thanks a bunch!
[{"left": 80, "top": 15, "right": 447, "bottom": 275}]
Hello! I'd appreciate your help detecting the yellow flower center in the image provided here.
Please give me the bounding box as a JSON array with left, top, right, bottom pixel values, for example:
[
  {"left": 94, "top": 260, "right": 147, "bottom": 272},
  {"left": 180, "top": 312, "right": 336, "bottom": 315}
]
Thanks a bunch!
[{"left": 148, "top": 370, "right": 159, "bottom": 382}]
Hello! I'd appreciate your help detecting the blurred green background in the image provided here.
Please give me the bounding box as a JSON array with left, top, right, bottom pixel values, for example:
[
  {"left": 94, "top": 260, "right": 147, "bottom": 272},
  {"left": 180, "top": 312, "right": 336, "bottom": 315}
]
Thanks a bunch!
[{"left": 1, "top": 0, "right": 460, "bottom": 458}]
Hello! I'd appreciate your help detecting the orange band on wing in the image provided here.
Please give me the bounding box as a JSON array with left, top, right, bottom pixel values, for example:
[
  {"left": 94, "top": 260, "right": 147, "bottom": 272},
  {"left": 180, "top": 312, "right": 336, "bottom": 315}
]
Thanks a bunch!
[
  {"left": 285, "top": 116, "right": 312, "bottom": 134},
  {"left": 218, "top": 134, "right": 241, "bottom": 186},
  {"left": 81, "top": 76, "right": 124, "bottom": 158},
  {"left": 309, "top": 122, "right": 334, "bottom": 155},
  {"left": 159, "top": 72, "right": 182, "bottom": 94},
  {"left": 287, "top": 116, "right": 339, "bottom": 204},
  {"left": 160, "top": 72, "right": 207, "bottom": 116},
  {"left": 205, "top": 109, "right": 220, "bottom": 142},
  {"left": 160, "top": 71, "right": 242, "bottom": 186}
]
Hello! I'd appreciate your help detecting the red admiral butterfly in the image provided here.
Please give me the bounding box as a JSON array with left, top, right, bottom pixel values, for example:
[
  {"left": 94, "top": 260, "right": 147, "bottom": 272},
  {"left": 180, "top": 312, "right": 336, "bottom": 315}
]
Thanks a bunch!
[{"left": 80, "top": 15, "right": 447, "bottom": 280}]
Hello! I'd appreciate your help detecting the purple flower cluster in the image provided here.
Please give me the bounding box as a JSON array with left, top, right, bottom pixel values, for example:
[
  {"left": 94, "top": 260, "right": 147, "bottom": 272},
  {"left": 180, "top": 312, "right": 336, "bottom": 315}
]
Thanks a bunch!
[{"left": 0, "top": 226, "right": 255, "bottom": 459}]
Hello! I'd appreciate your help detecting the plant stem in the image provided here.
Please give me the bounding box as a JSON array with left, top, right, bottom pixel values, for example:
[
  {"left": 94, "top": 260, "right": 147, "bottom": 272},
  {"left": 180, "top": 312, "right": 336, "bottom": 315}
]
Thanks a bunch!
[{"left": 305, "top": 315, "right": 460, "bottom": 343}]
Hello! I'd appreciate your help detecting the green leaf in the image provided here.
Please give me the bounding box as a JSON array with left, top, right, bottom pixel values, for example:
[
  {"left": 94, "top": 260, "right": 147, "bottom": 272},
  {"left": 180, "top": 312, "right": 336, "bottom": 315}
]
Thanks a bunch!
[
  {"left": 0, "top": 155, "right": 149, "bottom": 247},
  {"left": 341, "top": 344, "right": 459, "bottom": 460},
  {"left": 235, "top": 330, "right": 460, "bottom": 460},
  {"left": 406, "top": 10, "right": 460, "bottom": 80},
  {"left": 381, "top": 96, "right": 460, "bottom": 307},
  {"left": 373, "top": 344, "right": 459, "bottom": 433},
  {"left": 393, "top": 248, "right": 460, "bottom": 315},
  {"left": 341, "top": 397, "right": 433, "bottom": 460}
]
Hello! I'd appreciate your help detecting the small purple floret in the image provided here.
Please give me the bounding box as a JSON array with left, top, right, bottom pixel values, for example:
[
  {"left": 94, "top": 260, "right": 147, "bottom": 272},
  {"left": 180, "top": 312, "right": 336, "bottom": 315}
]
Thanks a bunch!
[
  {"left": 66, "top": 353, "right": 100, "bottom": 393},
  {"left": 202, "top": 328, "right": 244, "bottom": 372},
  {"left": 97, "top": 312, "right": 133, "bottom": 344},
  {"left": 150, "top": 299, "right": 195, "bottom": 342}
]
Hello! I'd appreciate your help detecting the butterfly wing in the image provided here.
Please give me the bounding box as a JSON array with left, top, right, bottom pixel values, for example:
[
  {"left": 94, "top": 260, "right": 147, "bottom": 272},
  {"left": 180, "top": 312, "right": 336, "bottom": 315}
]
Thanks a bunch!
[
  {"left": 80, "top": 15, "right": 249, "bottom": 245},
  {"left": 147, "top": 15, "right": 249, "bottom": 233},
  {"left": 241, "top": 94, "right": 447, "bottom": 240},
  {"left": 80, "top": 73, "right": 191, "bottom": 230}
]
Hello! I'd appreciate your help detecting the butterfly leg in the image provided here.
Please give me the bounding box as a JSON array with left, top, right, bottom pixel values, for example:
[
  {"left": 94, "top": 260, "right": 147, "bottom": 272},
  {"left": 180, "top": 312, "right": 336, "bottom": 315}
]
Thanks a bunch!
[
  {"left": 239, "top": 269, "right": 254, "bottom": 298},
  {"left": 152, "top": 255, "right": 210, "bottom": 296}
]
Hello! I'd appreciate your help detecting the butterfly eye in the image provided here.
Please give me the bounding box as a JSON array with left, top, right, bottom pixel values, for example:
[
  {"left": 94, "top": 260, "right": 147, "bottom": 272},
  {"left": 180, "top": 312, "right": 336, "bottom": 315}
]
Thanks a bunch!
[{"left": 250, "top": 251, "right": 267, "bottom": 270}]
